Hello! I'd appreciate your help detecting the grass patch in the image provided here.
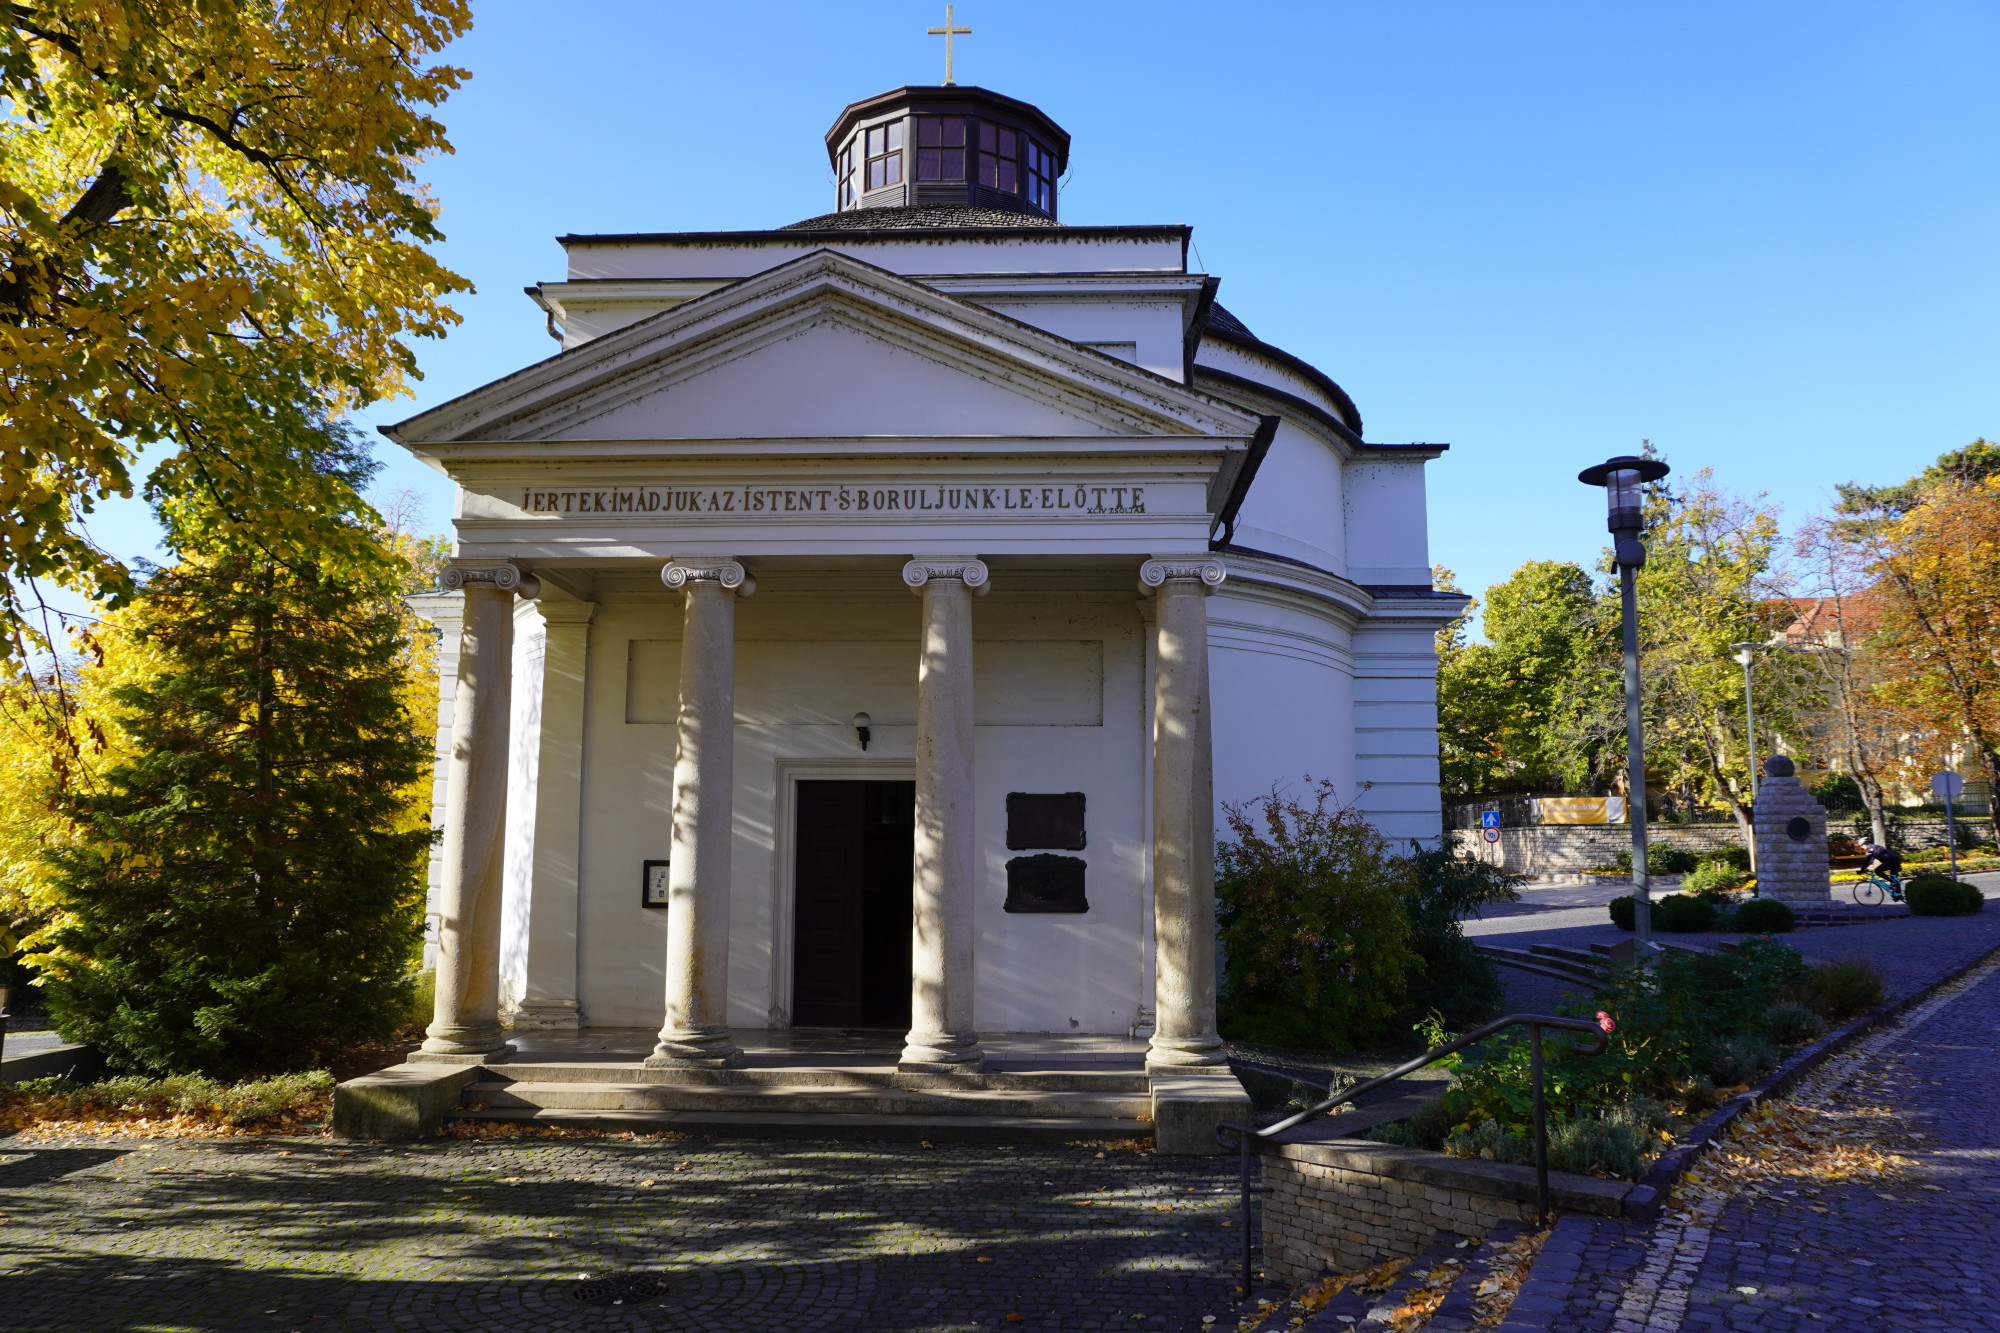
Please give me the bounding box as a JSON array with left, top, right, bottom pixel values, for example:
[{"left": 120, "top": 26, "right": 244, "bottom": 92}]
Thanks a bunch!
[{"left": 0, "top": 1070, "right": 334, "bottom": 1138}]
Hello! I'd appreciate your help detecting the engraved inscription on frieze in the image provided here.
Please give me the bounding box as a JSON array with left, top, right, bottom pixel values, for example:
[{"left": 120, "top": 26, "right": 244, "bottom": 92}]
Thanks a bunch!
[{"left": 518, "top": 484, "right": 1148, "bottom": 517}]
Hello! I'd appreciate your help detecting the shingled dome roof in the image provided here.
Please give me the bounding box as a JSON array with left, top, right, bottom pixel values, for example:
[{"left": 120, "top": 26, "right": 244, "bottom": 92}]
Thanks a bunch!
[{"left": 781, "top": 203, "right": 1064, "bottom": 232}]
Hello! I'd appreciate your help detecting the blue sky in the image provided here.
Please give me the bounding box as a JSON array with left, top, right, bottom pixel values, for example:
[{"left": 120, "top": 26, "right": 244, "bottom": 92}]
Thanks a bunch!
[{"left": 63, "top": 1, "right": 1999, "bottom": 631}]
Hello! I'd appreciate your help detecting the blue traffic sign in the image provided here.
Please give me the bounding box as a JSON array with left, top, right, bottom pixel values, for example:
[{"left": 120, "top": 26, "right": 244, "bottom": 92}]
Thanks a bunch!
[{"left": 1481, "top": 811, "right": 1500, "bottom": 829}]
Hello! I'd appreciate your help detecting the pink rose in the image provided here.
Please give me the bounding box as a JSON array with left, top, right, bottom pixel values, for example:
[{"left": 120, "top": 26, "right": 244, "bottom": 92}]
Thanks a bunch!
[{"left": 1596, "top": 1010, "right": 1616, "bottom": 1034}]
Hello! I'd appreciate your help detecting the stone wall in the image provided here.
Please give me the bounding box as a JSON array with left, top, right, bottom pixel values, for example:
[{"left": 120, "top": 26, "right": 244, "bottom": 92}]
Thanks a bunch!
[
  {"left": 1447, "top": 819, "right": 1983, "bottom": 878},
  {"left": 1259, "top": 1139, "right": 1641, "bottom": 1283}
]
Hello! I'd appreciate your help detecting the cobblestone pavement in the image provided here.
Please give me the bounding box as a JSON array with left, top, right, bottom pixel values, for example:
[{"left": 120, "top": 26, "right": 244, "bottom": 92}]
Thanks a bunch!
[
  {"left": 0, "top": 1137, "right": 1245, "bottom": 1332},
  {"left": 1545, "top": 949, "right": 2000, "bottom": 1333}
]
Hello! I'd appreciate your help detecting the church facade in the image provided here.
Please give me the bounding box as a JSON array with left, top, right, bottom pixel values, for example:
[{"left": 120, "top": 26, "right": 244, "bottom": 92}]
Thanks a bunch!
[{"left": 389, "top": 85, "right": 1460, "bottom": 1071}]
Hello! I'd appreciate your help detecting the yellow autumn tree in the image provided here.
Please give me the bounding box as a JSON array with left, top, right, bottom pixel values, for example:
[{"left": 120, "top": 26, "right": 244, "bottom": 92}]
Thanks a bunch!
[
  {"left": 1851, "top": 474, "right": 2000, "bottom": 817},
  {"left": 0, "top": 1, "right": 472, "bottom": 657}
]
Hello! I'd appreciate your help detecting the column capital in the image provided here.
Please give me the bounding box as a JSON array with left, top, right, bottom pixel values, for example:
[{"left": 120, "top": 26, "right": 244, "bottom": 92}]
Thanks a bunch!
[
  {"left": 1139, "top": 557, "right": 1227, "bottom": 593},
  {"left": 441, "top": 560, "right": 541, "bottom": 599},
  {"left": 663, "top": 558, "right": 754, "bottom": 597},
  {"left": 903, "top": 556, "right": 989, "bottom": 595}
]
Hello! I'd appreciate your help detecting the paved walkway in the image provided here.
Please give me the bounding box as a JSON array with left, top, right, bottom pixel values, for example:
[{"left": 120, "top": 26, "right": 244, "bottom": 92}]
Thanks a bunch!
[
  {"left": 1473, "top": 873, "right": 2000, "bottom": 1016},
  {"left": 0, "top": 1136, "right": 1243, "bottom": 1332},
  {"left": 1540, "top": 948, "right": 2000, "bottom": 1333}
]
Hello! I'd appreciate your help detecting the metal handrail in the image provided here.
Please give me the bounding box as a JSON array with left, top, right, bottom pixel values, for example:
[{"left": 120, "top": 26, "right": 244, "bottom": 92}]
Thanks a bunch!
[{"left": 1214, "top": 1013, "right": 1610, "bottom": 1297}]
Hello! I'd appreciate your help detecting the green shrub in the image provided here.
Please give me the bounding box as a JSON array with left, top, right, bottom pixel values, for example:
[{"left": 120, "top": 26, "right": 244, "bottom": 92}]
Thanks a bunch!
[
  {"left": 405, "top": 969, "right": 436, "bottom": 1032},
  {"left": 1696, "top": 1035, "right": 1776, "bottom": 1087},
  {"left": 1733, "top": 899, "right": 1796, "bottom": 934},
  {"left": 1653, "top": 893, "right": 1718, "bottom": 933},
  {"left": 1703, "top": 846, "right": 1753, "bottom": 872},
  {"left": 1445, "top": 1109, "right": 1653, "bottom": 1181},
  {"left": 1798, "top": 960, "right": 1884, "bottom": 1019},
  {"left": 1613, "top": 844, "right": 1702, "bottom": 876},
  {"left": 1765, "top": 1001, "right": 1824, "bottom": 1046},
  {"left": 1216, "top": 782, "right": 1418, "bottom": 1050},
  {"left": 1609, "top": 895, "right": 1636, "bottom": 931},
  {"left": 1682, "top": 863, "right": 1746, "bottom": 899},
  {"left": 1396, "top": 848, "right": 1520, "bottom": 1031},
  {"left": 1905, "top": 876, "right": 1984, "bottom": 916}
]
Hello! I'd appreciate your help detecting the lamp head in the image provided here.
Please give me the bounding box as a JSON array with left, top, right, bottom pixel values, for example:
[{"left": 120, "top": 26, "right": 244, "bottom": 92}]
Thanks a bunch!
[
  {"left": 852, "top": 712, "right": 872, "bottom": 751},
  {"left": 1577, "top": 455, "right": 1671, "bottom": 535},
  {"left": 1730, "top": 641, "right": 1758, "bottom": 667}
]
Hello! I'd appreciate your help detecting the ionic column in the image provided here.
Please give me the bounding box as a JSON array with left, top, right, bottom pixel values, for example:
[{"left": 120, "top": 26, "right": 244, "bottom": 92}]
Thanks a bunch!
[
  {"left": 425, "top": 560, "right": 540, "bottom": 1057},
  {"left": 647, "top": 558, "right": 754, "bottom": 1068},
  {"left": 899, "top": 557, "right": 988, "bottom": 1073},
  {"left": 1141, "top": 556, "right": 1228, "bottom": 1069}
]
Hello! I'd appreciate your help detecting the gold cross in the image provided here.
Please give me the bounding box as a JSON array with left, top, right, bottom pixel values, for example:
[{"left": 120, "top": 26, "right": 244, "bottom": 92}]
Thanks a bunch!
[{"left": 927, "top": 4, "right": 972, "bottom": 86}]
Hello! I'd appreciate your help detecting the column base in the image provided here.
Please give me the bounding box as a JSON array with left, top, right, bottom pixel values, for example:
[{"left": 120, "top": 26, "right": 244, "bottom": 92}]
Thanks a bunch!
[
  {"left": 646, "top": 1027, "right": 744, "bottom": 1069},
  {"left": 1145, "top": 1033, "right": 1228, "bottom": 1071},
  {"left": 899, "top": 1032, "right": 984, "bottom": 1074},
  {"left": 510, "top": 999, "right": 582, "bottom": 1030},
  {"left": 421, "top": 1023, "right": 510, "bottom": 1057}
]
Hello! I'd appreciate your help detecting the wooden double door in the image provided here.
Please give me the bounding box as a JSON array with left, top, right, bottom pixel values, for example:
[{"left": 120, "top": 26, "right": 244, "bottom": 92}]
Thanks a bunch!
[{"left": 791, "top": 780, "right": 915, "bottom": 1029}]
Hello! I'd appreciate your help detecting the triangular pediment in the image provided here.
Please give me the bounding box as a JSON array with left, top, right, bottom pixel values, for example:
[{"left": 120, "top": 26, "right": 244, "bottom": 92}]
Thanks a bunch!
[{"left": 386, "top": 250, "right": 1262, "bottom": 452}]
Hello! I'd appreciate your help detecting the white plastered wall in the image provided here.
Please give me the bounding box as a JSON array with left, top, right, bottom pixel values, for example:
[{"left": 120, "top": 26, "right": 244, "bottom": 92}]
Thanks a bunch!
[
  {"left": 1228, "top": 418, "right": 1350, "bottom": 575},
  {"left": 1207, "top": 579, "right": 1359, "bottom": 820},
  {"left": 569, "top": 581, "right": 1152, "bottom": 1034}
]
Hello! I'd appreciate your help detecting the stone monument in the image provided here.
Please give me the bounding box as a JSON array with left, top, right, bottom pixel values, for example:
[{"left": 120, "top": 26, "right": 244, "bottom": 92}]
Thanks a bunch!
[{"left": 1752, "top": 755, "right": 1832, "bottom": 907}]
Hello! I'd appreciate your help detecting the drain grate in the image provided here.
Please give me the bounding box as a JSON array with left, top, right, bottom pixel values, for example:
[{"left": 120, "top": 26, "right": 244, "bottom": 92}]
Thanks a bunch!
[{"left": 569, "top": 1273, "right": 673, "bottom": 1307}]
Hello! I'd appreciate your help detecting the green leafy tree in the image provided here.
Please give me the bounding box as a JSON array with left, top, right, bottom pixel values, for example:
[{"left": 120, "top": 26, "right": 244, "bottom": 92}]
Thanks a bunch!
[
  {"left": 1436, "top": 560, "right": 1611, "bottom": 801},
  {"left": 1630, "top": 468, "right": 1814, "bottom": 837},
  {"left": 25, "top": 421, "right": 432, "bottom": 1076}
]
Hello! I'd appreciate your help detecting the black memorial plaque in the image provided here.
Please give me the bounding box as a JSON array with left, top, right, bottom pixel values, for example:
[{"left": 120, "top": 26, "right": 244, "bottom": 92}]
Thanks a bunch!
[
  {"left": 1004, "top": 854, "right": 1089, "bottom": 913},
  {"left": 1006, "top": 792, "right": 1087, "bottom": 850}
]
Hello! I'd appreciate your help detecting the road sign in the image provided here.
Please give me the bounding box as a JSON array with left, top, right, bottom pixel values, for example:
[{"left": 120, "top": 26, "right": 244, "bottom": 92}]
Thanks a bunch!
[
  {"left": 1482, "top": 827, "right": 1501, "bottom": 844},
  {"left": 1481, "top": 811, "right": 1500, "bottom": 829},
  {"left": 1932, "top": 771, "right": 1965, "bottom": 800}
]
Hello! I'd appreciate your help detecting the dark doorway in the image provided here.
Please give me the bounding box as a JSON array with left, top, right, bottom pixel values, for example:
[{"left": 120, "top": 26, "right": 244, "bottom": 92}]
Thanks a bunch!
[{"left": 792, "top": 780, "right": 914, "bottom": 1029}]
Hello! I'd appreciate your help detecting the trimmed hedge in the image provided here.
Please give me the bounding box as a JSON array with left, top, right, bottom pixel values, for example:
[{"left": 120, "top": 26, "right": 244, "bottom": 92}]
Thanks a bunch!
[
  {"left": 1905, "top": 875, "right": 1985, "bottom": 916},
  {"left": 1733, "top": 898, "right": 1797, "bottom": 933},
  {"left": 1606, "top": 893, "right": 1726, "bottom": 932},
  {"left": 1654, "top": 893, "right": 1718, "bottom": 933}
]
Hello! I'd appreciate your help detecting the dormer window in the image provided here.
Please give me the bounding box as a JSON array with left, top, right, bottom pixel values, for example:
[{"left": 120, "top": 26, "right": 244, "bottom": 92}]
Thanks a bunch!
[
  {"left": 915, "top": 116, "right": 967, "bottom": 181},
  {"left": 837, "top": 143, "right": 857, "bottom": 209},
  {"left": 864, "top": 122, "right": 904, "bottom": 192}
]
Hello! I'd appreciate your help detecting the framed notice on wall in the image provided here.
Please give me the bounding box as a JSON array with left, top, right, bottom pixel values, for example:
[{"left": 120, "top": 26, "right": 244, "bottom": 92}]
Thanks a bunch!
[{"left": 642, "top": 860, "right": 671, "bottom": 908}]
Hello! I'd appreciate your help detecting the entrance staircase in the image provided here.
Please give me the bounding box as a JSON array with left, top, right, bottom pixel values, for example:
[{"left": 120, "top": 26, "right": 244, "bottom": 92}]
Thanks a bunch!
[{"left": 437, "top": 1031, "right": 1160, "bottom": 1143}]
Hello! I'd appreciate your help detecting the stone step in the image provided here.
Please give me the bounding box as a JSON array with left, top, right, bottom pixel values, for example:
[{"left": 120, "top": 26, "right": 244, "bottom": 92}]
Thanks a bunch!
[
  {"left": 472, "top": 1061, "right": 1148, "bottom": 1094},
  {"left": 1527, "top": 944, "right": 1605, "bottom": 968},
  {"left": 443, "top": 1105, "right": 1152, "bottom": 1144},
  {"left": 1473, "top": 945, "right": 1597, "bottom": 986},
  {"left": 461, "top": 1079, "right": 1152, "bottom": 1119}
]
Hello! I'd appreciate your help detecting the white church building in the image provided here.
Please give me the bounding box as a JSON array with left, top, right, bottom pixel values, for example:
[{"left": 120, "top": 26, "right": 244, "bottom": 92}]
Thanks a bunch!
[{"left": 389, "top": 84, "right": 1459, "bottom": 1082}]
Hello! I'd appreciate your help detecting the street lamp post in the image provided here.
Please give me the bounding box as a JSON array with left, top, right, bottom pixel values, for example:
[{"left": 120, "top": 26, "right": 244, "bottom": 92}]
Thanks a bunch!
[
  {"left": 1730, "top": 641, "right": 1762, "bottom": 873},
  {"left": 1580, "top": 454, "right": 1672, "bottom": 948}
]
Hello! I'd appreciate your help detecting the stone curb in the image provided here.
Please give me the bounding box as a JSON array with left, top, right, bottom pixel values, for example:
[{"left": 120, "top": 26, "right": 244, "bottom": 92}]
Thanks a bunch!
[{"left": 1495, "top": 934, "right": 2000, "bottom": 1328}]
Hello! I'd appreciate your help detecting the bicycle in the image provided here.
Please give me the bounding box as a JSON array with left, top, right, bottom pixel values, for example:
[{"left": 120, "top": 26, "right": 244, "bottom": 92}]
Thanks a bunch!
[{"left": 1853, "top": 870, "right": 1905, "bottom": 906}]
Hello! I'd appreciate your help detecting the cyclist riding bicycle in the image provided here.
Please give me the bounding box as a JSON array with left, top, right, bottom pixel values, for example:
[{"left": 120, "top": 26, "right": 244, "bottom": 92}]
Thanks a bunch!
[{"left": 1863, "top": 843, "right": 1904, "bottom": 889}]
